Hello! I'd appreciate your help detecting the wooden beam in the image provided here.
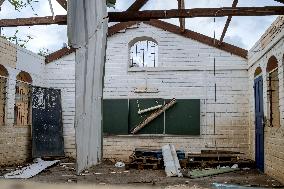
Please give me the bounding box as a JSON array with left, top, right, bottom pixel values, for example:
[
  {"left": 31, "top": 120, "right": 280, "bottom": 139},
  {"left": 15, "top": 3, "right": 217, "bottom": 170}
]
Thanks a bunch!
[
  {"left": 0, "top": 0, "right": 5, "bottom": 7},
  {"left": 1, "top": 6, "right": 284, "bottom": 27},
  {"left": 127, "top": 0, "right": 149, "bottom": 11},
  {"left": 219, "top": 0, "right": 238, "bottom": 45},
  {"left": 56, "top": 0, "right": 67, "bottom": 10},
  {"left": 108, "top": 7, "right": 284, "bottom": 22},
  {"left": 0, "top": 15, "right": 67, "bottom": 27},
  {"left": 177, "top": 0, "right": 185, "bottom": 32}
]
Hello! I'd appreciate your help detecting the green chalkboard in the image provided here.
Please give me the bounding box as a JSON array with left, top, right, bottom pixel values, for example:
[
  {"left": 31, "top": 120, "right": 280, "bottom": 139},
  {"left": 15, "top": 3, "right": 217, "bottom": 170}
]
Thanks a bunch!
[
  {"left": 165, "top": 99, "right": 200, "bottom": 135},
  {"left": 103, "top": 99, "right": 129, "bottom": 135},
  {"left": 129, "top": 99, "right": 164, "bottom": 134}
]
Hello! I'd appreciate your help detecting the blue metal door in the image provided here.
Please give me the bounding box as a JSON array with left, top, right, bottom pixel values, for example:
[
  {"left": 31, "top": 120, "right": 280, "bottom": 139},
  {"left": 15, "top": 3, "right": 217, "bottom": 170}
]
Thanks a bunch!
[{"left": 254, "top": 76, "right": 264, "bottom": 171}]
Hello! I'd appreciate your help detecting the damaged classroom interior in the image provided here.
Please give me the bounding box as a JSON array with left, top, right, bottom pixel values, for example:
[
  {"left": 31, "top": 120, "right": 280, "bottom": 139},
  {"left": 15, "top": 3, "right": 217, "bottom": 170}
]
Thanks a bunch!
[{"left": 0, "top": 0, "right": 284, "bottom": 188}]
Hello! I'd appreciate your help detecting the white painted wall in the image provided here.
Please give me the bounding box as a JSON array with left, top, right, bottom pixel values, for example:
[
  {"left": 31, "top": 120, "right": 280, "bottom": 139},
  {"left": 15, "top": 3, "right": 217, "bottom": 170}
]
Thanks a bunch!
[
  {"left": 103, "top": 23, "right": 249, "bottom": 160},
  {"left": 248, "top": 16, "right": 284, "bottom": 183},
  {"left": 0, "top": 38, "right": 45, "bottom": 165},
  {"left": 44, "top": 53, "right": 76, "bottom": 158}
]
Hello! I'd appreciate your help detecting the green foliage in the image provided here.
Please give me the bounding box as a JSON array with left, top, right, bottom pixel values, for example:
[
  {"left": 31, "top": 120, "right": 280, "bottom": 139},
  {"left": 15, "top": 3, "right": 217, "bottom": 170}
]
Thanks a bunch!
[
  {"left": 38, "top": 48, "right": 50, "bottom": 56},
  {"left": 8, "top": 0, "right": 38, "bottom": 12},
  {"left": 107, "top": 0, "right": 116, "bottom": 7},
  {"left": 1, "top": 30, "right": 33, "bottom": 48}
]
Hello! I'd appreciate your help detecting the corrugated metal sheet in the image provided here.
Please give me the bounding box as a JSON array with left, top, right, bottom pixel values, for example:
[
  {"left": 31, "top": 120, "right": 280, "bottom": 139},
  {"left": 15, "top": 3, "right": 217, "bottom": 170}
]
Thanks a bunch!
[{"left": 68, "top": 0, "right": 108, "bottom": 174}]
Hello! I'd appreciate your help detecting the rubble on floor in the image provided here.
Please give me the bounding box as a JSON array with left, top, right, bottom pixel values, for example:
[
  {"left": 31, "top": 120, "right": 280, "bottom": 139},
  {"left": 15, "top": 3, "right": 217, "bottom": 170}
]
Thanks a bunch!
[
  {"left": 125, "top": 147, "right": 185, "bottom": 170},
  {"left": 0, "top": 158, "right": 283, "bottom": 188}
]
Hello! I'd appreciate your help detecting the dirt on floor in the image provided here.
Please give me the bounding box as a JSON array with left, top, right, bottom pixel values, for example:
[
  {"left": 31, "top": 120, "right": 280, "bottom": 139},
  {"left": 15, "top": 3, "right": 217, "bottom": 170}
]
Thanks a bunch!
[{"left": 0, "top": 158, "right": 283, "bottom": 189}]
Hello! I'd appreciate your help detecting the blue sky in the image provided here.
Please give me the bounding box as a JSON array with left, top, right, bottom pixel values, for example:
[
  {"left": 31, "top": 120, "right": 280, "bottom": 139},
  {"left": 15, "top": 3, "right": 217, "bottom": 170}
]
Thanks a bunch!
[{"left": 0, "top": 0, "right": 283, "bottom": 54}]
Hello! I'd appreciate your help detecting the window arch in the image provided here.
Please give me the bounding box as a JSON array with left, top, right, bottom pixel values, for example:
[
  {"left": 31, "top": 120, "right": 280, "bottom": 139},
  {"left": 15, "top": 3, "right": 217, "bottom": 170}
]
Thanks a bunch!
[
  {"left": 15, "top": 71, "right": 32, "bottom": 126},
  {"left": 0, "top": 65, "right": 8, "bottom": 126},
  {"left": 129, "top": 37, "right": 158, "bottom": 68},
  {"left": 266, "top": 56, "right": 280, "bottom": 128}
]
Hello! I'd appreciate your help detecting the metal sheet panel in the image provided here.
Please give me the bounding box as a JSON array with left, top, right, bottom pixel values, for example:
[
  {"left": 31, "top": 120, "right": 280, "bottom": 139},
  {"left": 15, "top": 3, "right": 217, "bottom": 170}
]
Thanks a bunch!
[
  {"left": 68, "top": 0, "right": 108, "bottom": 173},
  {"left": 32, "top": 86, "right": 64, "bottom": 157}
]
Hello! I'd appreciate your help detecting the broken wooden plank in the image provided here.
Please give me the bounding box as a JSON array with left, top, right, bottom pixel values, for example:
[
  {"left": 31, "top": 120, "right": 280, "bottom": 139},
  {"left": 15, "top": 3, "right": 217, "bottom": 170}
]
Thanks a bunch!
[
  {"left": 131, "top": 98, "right": 176, "bottom": 134},
  {"left": 162, "top": 144, "right": 183, "bottom": 177}
]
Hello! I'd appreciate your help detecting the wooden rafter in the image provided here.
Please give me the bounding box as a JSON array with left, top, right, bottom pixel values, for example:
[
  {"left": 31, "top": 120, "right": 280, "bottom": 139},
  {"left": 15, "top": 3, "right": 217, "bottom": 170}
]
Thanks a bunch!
[
  {"left": 108, "top": 7, "right": 284, "bottom": 22},
  {"left": 177, "top": 0, "right": 185, "bottom": 32},
  {"left": 219, "top": 0, "right": 238, "bottom": 45},
  {"left": 127, "top": 0, "right": 149, "bottom": 11},
  {"left": 56, "top": 0, "right": 67, "bottom": 10},
  {"left": 0, "top": 0, "right": 5, "bottom": 6},
  {"left": 1, "top": 6, "right": 284, "bottom": 27},
  {"left": 0, "top": 15, "right": 67, "bottom": 27}
]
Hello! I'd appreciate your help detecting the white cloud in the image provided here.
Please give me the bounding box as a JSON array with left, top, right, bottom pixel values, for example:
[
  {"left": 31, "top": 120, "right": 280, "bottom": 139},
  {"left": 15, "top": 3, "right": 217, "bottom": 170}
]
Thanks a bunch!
[{"left": 0, "top": 0, "right": 283, "bottom": 53}]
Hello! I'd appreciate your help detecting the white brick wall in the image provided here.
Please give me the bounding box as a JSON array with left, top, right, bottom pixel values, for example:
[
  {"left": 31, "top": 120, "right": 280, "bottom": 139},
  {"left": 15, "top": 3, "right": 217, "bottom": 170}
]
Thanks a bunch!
[
  {"left": 103, "top": 23, "right": 249, "bottom": 161},
  {"left": 0, "top": 38, "right": 45, "bottom": 165},
  {"left": 44, "top": 53, "right": 76, "bottom": 158},
  {"left": 248, "top": 16, "right": 284, "bottom": 183}
]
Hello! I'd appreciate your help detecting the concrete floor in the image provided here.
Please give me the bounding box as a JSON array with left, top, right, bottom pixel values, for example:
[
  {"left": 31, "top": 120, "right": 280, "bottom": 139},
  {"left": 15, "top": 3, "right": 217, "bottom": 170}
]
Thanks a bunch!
[{"left": 0, "top": 159, "right": 283, "bottom": 189}]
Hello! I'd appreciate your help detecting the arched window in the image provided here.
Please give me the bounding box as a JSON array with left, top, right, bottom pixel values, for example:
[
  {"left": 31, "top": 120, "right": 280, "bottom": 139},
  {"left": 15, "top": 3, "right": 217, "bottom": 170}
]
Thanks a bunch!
[
  {"left": 129, "top": 37, "right": 158, "bottom": 68},
  {"left": 266, "top": 56, "right": 280, "bottom": 128},
  {"left": 0, "top": 65, "right": 8, "bottom": 126},
  {"left": 15, "top": 71, "right": 32, "bottom": 126}
]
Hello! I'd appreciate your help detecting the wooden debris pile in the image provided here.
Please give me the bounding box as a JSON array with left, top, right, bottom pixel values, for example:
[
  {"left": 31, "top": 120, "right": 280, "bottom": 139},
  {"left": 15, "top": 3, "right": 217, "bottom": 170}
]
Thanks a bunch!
[
  {"left": 179, "top": 150, "right": 255, "bottom": 169},
  {"left": 125, "top": 148, "right": 185, "bottom": 170}
]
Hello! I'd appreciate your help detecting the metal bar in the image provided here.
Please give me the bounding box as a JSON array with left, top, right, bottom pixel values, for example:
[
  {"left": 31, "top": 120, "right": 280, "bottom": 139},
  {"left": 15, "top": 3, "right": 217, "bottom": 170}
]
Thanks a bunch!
[
  {"left": 219, "top": 0, "right": 238, "bottom": 45},
  {"left": 108, "top": 7, "right": 284, "bottom": 22},
  {"left": 131, "top": 98, "right": 177, "bottom": 134},
  {"left": 127, "top": 0, "right": 149, "bottom": 11}
]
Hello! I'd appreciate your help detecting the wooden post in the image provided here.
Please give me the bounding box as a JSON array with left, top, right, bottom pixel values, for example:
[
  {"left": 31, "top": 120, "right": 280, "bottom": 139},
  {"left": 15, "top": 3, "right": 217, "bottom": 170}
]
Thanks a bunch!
[
  {"left": 177, "top": 0, "right": 185, "bottom": 32},
  {"left": 68, "top": 0, "right": 108, "bottom": 174}
]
